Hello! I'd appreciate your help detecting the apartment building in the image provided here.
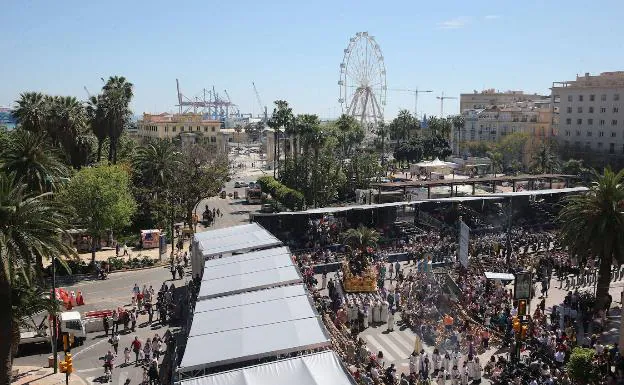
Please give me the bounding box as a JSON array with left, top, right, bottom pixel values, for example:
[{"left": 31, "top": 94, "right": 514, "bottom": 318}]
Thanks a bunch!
[
  {"left": 457, "top": 100, "right": 553, "bottom": 150},
  {"left": 552, "top": 72, "right": 624, "bottom": 160},
  {"left": 460, "top": 89, "right": 548, "bottom": 113}
]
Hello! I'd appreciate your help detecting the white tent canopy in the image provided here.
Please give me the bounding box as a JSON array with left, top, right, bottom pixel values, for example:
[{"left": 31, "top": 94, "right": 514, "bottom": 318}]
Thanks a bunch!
[
  {"left": 198, "top": 265, "right": 302, "bottom": 300},
  {"left": 194, "top": 284, "right": 307, "bottom": 314},
  {"left": 179, "top": 351, "right": 355, "bottom": 385},
  {"left": 484, "top": 272, "right": 515, "bottom": 281},
  {"left": 201, "top": 247, "right": 291, "bottom": 268},
  {"left": 179, "top": 317, "right": 331, "bottom": 375},
  {"left": 188, "top": 295, "right": 317, "bottom": 337},
  {"left": 191, "top": 223, "right": 282, "bottom": 277},
  {"left": 414, "top": 157, "right": 458, "bottom": 171},
  {"left": 202, "top": 252, "right": 293, "bottom": 281}
]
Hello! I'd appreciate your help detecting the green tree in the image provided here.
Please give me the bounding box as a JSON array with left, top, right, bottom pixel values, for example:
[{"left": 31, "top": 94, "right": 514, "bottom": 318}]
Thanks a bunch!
[
  {"left": 244, "top": 121, "right": 263, "bottom": 143},
  {"left": 493, "top": 132, "right": 529, "bottom": 170},
  {"left": 0, "top": 174, "right": 75, "bottom": 383},
  {"left": 0, "top": 129, "right": 69, "bottom": 193},
  {"left": 102, "top": 76, "right": 134, "bottom": 164},
  {"left": 389, "top": 109, "right": 418, "bottom": 147},
  {"left": 558, "top": 168, "right": 624, "bottom": 311},
  {"left": 60, "top": 165, "right": 137, "bottom": 265},
  {"left": 267, "top": 100, "right": 294, "bottom": 174},
  {"left": 427, "top": 116, "right": 452, "bottom": 139},
  {"left": 566, "top": 347, "right": 599, "bottom": 383},
  {"left": 86, "top": 94, "right": 109, "bottom": 162},
  {"left": 12, "top": 92, "right": 48, "bottom": 135},
  {"left": 174, "top": 145, "right": 229, "bottom": 233},
  {"left": 488, "top": 151, "right": 504, "bottom": 176},
  {"left": 341, "top": 226, "right": 380, "bottom": 251},
  {"left": 374, "top": 121, "right": 389, "bottom": 163},
  {"left": 463, "top": 141, "right": 490, "bottom": 157},
  {"left": 47, "top": 96, "right": 92, "bottom": 168},
  {"left": 530, "top": 143, "right": 559, "bottom": 174},
  {"left": 562, "top": 159, "right": 586, "bottom": 176},
  {"left": 451, "top": 115, "right": 465, "bottom": 153},
  {"left": 335, "top": 114, "right": 364, "bottom": 158}
]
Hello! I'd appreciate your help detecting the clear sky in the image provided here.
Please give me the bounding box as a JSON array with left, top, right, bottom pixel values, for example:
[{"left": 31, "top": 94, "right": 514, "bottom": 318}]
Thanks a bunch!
[{"left": 2, "top": 0, "right": 624, "bottom": 121}]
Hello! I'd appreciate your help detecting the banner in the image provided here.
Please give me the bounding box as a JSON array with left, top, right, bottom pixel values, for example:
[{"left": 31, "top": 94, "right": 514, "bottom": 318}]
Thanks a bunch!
[
  {"left": 459, "top": 220, "right": 470, "bottom": 268},
  {"left": 514, "top": 272, "right": 532, "bottom": 300}
]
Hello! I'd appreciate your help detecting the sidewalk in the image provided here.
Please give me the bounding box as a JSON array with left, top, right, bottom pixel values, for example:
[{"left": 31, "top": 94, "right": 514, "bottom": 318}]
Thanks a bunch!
[{"left": 11, "top": 366, "right": 87, "bottom": 385}]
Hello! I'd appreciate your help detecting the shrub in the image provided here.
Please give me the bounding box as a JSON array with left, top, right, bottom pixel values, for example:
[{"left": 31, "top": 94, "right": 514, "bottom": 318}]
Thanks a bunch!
[
  {"left": 566, "top": 347, "right": 598, "bottom": 383},
  {"left": 256, "top": 176, "right": 304, "bottom": 211},
  {"left": 108, "top": 257, "right": 125, "bottom": 271}
]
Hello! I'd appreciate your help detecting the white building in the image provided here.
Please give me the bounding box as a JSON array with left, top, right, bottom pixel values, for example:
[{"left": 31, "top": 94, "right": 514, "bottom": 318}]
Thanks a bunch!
[{"left": 552, "top": 72, "right": 624, "bottom": 160}]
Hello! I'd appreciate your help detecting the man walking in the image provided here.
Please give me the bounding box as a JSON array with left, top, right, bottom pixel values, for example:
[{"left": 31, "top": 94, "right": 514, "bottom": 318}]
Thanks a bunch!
[{"left": 131, "top": 337, "right": 142, "bottom": 365}]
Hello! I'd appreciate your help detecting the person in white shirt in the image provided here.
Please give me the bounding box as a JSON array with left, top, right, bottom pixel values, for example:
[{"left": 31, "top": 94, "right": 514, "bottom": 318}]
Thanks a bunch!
[
  {"left": 554, "top": 350, "right": 565, "bottom": 366},
  {"left": 370, "top": 366, "right": 380, "bottom": 381}
]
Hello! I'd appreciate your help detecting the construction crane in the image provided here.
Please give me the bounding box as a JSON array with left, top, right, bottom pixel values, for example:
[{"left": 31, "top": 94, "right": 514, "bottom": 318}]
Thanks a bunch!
[
  {"left": 436, "top": 92, "right": 457, "bottom": 117},
  {"left": 252, "top": 82, "right": 268, "bottom": 122},
  {"left": 387, "top": 87, "right": 433, "bottom": 118},
  {"left": 83, "top": 86, "right": 92, "bottom": 99}
]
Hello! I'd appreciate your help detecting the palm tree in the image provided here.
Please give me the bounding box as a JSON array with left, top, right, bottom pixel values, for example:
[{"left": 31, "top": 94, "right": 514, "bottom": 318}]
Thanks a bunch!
[
  {"left": 531, "top": 143, "right": 559, "bottom": 174},
  {"left": 451, "top": 115, "right": 465, "bottom": 154},
  {"left": 12, "top": 92, "right": 49, "bottom": 135},
  {"left": 0, "top": 130, "right": 69, "bottom": 193},
  {"left": 133, "top": 140, "right": 181, "bottom": 256},
  {"left": 341, "top": 226, "right": 380, "bottom": 251},
  {"left": 86, "top": 95, "right": 109, "bottom": 162},
  {"left": 558, "top": 168, "right": 624, "bottom": 311},
  {"left": 267, "top": 101, "right": 294, "bottom": 177},
  {"left": 0, "top": 173, "right": 75, "bottom": 384},
  {"left": 102, "top": 76, "right": 134, "bottom": 164},
  {"left": 48, "top": 96, "right": 91, "bottom": 168}
]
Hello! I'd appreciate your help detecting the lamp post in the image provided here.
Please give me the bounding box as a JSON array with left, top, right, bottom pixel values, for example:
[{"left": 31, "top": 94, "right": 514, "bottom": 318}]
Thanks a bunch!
[{"left": 52, "top": 256, "right": 58, "bottom": 373}]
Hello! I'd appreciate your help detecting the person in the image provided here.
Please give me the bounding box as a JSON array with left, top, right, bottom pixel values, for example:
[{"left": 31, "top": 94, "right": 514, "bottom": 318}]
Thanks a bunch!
[
  {"left": 148, "top": 359, "right": 159, "bottom": 385},
  {"left": 432, "top": 348, "right": 441, "bottom": 377},
  {"left": 144, "top": 338, "right": 153, "bottom": 363},
  {"left": 153, "top": 334, "right": 162, "bottom": 360},
  {"left": 103, "top": 315, "right": 110, "bottom": 337},
  {"left": 321, "top": 272, "right": 327, "bottom": 290},
  {"left": 387, "top": 309, "right": 395, "bottom": 332},
  {"left": 110, "top": 332, "right": 120, "bottom": 355},
  {"left": 103, "top": 350, "right": 115, "bottom": 375},
  {"left": 131, "top": 336, "right": 142, "bottom": 365},
  {"left": 183, "top": 252, "right": 189, "bottom": 268},
  {"left": 116, "top": 243, "right": 120, "bottom": 257},
  {"left": 123, "top": 243, "right": 129, "bottom": 257},
  {"left": 130, "top": 309, "right": 137, "bottom": 332},
  {"left": 170, "top": 264, "right": 176, "bottom": 280},
  {"left": 394, "top": 260, "right": 401, "bottom": 277},
  {"left": 388, "top": 262, "right": 394, "bottom": 280},
  {"left": 123, "top": 346, "right": 131, "bottom": 365},
  {"left": 112, "top": 310, "right": 119, "bottom": 333},
  {"left": 177, "top": 264, "right": 184, "bottom": 280}
]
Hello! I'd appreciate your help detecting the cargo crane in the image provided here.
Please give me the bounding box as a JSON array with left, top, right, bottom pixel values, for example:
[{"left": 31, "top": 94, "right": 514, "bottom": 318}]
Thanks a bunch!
[
  {"left": 175, "top": 79, "right": 238, "bottom": 121},
  {"left": 252, "top": 82, "right": 268, "bottom": 122}
]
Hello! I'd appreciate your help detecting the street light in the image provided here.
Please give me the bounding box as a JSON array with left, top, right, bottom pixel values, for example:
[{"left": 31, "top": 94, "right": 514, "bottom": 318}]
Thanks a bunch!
[{"left": 51, "top": 256, "right": 58, "bottom": 373}]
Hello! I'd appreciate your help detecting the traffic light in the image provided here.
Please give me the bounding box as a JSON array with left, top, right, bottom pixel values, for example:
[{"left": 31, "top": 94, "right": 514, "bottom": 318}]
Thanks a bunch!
[
  {"left": 64, "top": 353, "right": 73, "bottom": 374},
  {"left": 62, "top": 334, "right": 69, "bottom": 352},
  {"left": 512, "top": 316, "right": 521, "bottom": 333},
  {"left": 518, "top": 300, "right": 527, "bottom": 316},
  {"left": 521, "top": 325, "right": 528, "bottom": 340},
  {"left": 59, "top": 360, "right": 67, "bottom": 373}
]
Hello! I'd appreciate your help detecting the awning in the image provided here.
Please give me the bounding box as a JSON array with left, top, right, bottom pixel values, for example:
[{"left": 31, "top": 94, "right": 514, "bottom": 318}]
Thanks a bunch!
[
  {"left": 188, "top": 295, "right": 317, "bottom": 337},
  {"left": 191, "top": 223, "right": 282, "bottom": 277},
  {"left": 200, "top": 247, "right": 291, "bottom": 268},
  {"left": 178, "top": 317, "right": 331, "bottom": 374},
  {"left": 202, "top": 251, "right": 293, "bottom": 281},
  {"left": 194, "top": 284, "right": 307, "bottom": 314},
  {"left": 198, "top": 265, "right": 302, "bottom": 300},
  {"left": 485, "top": 272, "right": 515, "bottom": 280},
  {"left": 179, "top": 351, "right": 355, "bottom": 385}
]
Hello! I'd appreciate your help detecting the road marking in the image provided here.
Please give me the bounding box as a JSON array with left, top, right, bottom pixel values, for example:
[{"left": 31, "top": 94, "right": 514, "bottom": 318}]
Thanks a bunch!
[
  {"left": 364, "top": 334, "right": 397, "bottom": 362},
  {"left": 76, "top": 367, "right": 102, "bottom": 373},
  {"left": 72, "top": 338, "right": 107, "bottom": 359},
  {"left": 390, "top": 330, "right": 415, "bottom": 353}
]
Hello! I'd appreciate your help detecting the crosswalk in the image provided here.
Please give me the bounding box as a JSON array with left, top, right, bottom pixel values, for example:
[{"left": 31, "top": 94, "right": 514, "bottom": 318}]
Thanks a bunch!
[{"left": 360, "top": 328, "right": 436, "bottom": 365}]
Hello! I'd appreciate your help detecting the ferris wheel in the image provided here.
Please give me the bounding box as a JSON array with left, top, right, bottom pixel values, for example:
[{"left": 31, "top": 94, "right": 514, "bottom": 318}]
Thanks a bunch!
[{"left": 338, "top": 32, "right": 387, "bottom": 131}]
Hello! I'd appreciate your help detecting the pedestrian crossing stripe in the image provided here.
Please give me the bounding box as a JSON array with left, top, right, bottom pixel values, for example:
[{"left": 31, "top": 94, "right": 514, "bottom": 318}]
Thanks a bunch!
[{"left": 362, "top": 329, "right": 436, "bottom": 365}]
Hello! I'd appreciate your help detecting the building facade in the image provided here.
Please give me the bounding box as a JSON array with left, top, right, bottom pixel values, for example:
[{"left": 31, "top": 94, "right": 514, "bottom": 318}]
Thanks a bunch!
[
  {"left": 134, "top": 113, "right": 231, "bottom": 152},
  {"left": 552, "top": 72, "right": 624, "bottom": 162},
  {"left": 460, "top": 90, "right": 548, "bottom": 113},
  {"left": 457, "top": 100, "right": 554, "bottom": 151}
]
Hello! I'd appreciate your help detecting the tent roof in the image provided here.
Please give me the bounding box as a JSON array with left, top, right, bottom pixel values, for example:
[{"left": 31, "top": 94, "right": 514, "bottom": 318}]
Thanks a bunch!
[
  {"left": 198, "top": 265, "right": 302, "bottom": 300},
  {"left": 179, "top": 351, "right": 355, "bottom": 385},
  {"left": 414, "top": 158, "right": 458, "bottom": 168},
  {"left": 179, "top": 317, "right": 331, "bottom": 373},
  {"left": 201, "top": 247, "right": 290, "bottom": 268},
  {"left": 194, "top": 284, "right": 307, "bottom": 314},
  {"left": 195, "top": 223, "right": 282, "bottom": 257},
  {"left": 485, "top": 186, "right": 588, "bottom": 197},
  {"left": 485, "top": 272, "right": 515, "bottom": 280},
  {"left": 202, "top": 251, "right": 293, "bottom": 281},
  {"left": 188, "top": 295, "right": 317, "bottom": 337}
]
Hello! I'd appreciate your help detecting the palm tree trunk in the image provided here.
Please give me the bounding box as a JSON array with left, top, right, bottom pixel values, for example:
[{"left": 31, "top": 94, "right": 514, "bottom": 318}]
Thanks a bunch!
[
  {"left": 595, "top": 255, "right": 613, "bottom": 312},
  {"left": 0, "top": 265, "right": 14, "bottom": 385},
  {"left": 97, "top": 140, "right": 103, "bottom": 163}
]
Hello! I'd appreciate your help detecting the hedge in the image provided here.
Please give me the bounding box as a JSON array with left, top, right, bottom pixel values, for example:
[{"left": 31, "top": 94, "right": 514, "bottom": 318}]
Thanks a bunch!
[{"left": 257, "top": 176, "right": 305, "bottom": 211}]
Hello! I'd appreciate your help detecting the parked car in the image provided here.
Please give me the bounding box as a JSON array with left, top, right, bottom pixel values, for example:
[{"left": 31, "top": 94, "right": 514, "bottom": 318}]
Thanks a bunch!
[{"left": 260, "top": 204, "right": 274, "bottom": 213}]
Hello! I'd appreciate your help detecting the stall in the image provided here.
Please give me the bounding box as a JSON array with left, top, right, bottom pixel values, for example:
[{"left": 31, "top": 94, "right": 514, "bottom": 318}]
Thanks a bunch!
[{"left": 140, "top": 229, "right": 161, "bottom": 249}]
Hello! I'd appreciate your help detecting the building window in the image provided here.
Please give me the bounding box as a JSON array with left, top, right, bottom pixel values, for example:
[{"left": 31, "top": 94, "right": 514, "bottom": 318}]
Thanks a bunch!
[
  {"left": 615, "top": 94, "right": 620, "bottom": 101},
  {"left": 612, "top": 132, "right": 617, "bottom": 137},
  {"left": 566, "top": 118, "right": 572, "bottom": 125},
  {"left": 585, "top": 142, "right": 591, "bottom": 150},
  {"left": 600, "top": 119, "right": 606, "bottom": 126},
  {"left": 587, "top": 131, "right": 592, "bottom": 137},
  {"left": 565, "top": 130, "right": 570, "bottom": 136},
  {"left": 598, "top": 142, "right": 603, "bottom": 149},
  {"left": 212, "top": 127, "right": 216, "bottom": 132},
  {"left": 165, "top": 127, "right": 168, "bottom": 133},
  {"left": 614, "top": 107, "right": 619, "bottom": 113},
  {"left": 588, "top": 119, "right": 593, "bottom": 125},
  {"left": 210, "top": 136, "right": 216, "bottom": 143},
  {"left": 197, "top": 126, "right": 201, "bottom": 131},
  {"left": 610, "top": 143, "right": 615, "bottom": 154},
  {"left": 575, "top": 130, "right": 581, "bottom": 136},
  {"left": 601, "top": 107, "right": 607, "bottom": 113},
  {"left": 613, "top": 120, "right": 618, "bottom": 126},
  {"left": 579, "top": 95, "right": 584, "bottom": 102},
  {"left": 602, "top": 94, "right": 607, "bottom": 101},
  {"left": 577, "top": 107, "right": 583, "bottom": 113},
  {"left": 577, "top": 119, "right": 582, "bottom": 125},
  {"left": 564, "top": 140, "right": 570, "bottom": 147},
  {"left": 590, "top": 94, "right": 595, "bottom": 101},
  {"left": 181, "top": 127, "right": 185, "bottom": 132},
  {"left": 567, "top": 107, "right": 572, "bottom": 113},
  {"left": 589, "top": 107, "right": 594, "bottom": 113},
  {"left": 599, "top": 131, "right": 604, "bottom": 137},
  {"left": 568, "top": 95, "right": 573, "bottom": 102}
]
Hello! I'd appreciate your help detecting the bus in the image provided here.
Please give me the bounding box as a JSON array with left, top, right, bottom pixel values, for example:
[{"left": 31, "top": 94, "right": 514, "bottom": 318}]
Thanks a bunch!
[{"left": 245, "top": 182, "right": 262, "bottom": 204}]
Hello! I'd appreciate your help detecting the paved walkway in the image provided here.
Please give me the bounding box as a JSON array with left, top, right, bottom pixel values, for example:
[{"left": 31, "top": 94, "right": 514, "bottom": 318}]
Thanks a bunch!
[{"left": 11, "top": 366, "right": 87, "bottom": 385}]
